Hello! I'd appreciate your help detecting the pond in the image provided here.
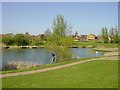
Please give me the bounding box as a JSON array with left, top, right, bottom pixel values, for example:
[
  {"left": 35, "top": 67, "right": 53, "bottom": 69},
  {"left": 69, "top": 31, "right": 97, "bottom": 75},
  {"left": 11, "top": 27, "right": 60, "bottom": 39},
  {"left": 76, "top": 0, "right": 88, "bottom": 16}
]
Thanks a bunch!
[{"left": 1, "top": 48, "right": 103, "bottom": 68}]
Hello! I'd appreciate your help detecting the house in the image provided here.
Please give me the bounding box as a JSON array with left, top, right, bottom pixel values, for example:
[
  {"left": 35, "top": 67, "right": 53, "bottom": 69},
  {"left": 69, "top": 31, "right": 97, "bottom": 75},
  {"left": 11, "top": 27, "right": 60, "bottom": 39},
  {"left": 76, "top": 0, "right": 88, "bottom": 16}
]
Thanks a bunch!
[
  {"left": 70, "top": 35, "right": 79, "bottom": 41},
  {"left": 6, "top": 33, "right": 14, "bottom": 37},
  {"left": 79, "top": 35, "right": 87, "bottom": 41},
  {"left": 70, "top": 35, "right": 87, "bottom": 41},
  {"left": 1, "top": 33, "right": 14, "bottom": 38},
  {"left": 87, "top": 34, "right": 97, "bottom": 41},
  {"left": 37, "top": 34, "right": 45, "bottom": 39},
  {"left": 97, "top": 35, "right": 103, "bottom": 42}
]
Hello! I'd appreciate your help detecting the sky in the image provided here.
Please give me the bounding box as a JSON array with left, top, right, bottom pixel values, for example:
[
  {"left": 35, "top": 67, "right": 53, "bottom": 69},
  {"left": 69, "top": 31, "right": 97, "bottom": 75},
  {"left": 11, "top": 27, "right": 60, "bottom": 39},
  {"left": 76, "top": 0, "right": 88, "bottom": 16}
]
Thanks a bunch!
[{"left": 1, "top": 2, "right": 118, "bottom": 35}]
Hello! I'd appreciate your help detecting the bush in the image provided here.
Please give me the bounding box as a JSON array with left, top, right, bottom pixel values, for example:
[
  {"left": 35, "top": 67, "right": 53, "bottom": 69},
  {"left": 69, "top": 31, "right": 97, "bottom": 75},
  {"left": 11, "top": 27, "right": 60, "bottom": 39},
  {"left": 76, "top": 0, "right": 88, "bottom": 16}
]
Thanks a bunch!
[{"left": 2, "top": 36, "right": 14, "bottom": 45}]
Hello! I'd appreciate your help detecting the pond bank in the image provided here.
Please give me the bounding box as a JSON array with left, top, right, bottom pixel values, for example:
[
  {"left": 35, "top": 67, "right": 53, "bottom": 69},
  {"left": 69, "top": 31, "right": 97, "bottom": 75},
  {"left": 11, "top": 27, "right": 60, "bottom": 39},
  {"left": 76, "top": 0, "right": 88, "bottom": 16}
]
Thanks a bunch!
[
  {"left": 2, "top": 45, "right": 97, "bottom": 49},
  {"left": 2, "top": 45, "right": 44, "bottom": 49},
  {"left": 93, "top": 47, "right": 118, "bottom": 56},
  {"left": 1, "top": 55, "right": 118, "bottom": 78}
]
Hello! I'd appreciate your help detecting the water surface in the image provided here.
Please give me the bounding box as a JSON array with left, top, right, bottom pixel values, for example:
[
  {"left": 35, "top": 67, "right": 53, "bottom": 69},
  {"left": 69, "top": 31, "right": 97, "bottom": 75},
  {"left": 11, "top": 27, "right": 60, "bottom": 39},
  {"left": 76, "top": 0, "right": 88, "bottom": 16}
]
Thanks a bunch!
[{"left": 1, "top": 48, "right": 103, "bottom": 66}]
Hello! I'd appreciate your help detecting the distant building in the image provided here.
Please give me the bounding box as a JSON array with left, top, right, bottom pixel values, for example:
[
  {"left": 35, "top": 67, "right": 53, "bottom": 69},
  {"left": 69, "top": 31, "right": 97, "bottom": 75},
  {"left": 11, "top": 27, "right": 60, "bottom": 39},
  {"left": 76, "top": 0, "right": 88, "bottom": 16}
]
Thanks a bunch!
[
  {"left": 37, "top": 34, "right": 45, "bottom": 39},
  {"left": 79, "top": 35, "right": 87, "bottom": 41},
  {"left": 1, "top": 33, "right": 14, "bottom": 38},
  {"left": 87, "top": 34, "right": 97, "bottom": 41},
  {"left": 70, "top": 35, "right": 76, "bottom": 38},
  {"left": 70, "top": 34, "right": 87, "bottom": 41}
]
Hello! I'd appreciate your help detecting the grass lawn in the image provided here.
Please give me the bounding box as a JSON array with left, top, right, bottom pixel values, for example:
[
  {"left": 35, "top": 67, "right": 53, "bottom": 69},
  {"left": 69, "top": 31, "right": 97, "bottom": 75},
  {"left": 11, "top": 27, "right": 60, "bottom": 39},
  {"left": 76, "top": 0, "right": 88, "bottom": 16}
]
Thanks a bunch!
[
  {"left": 0, "top": 38, "right": 2, "bottom": 43},
  {"left": 74, "top": 41, "right": 118, "bottom": 47},
  {"left": 2, "top": 60, "right": 118, "bottom": 88}
]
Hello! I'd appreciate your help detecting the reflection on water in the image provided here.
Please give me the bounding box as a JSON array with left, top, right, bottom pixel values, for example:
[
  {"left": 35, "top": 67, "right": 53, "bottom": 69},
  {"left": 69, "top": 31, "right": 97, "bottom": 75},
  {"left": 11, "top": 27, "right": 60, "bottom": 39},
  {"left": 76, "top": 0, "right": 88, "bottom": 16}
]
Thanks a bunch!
[
  {"left": 71, "top": 48, "right": 103, "bottom": 58},
  {"left": 2, "top": 48, "right": 103, "bottom": 66}
]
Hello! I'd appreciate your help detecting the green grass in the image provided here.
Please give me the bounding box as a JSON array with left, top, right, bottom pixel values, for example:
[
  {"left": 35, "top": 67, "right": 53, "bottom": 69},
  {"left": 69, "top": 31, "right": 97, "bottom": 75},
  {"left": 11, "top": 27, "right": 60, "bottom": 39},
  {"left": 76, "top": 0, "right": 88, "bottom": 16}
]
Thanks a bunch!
[
  {"left": 2, "top": 60, "right": 118, "bottom": 88},
  {"left": 1, "top": 56, "right": 102, "bottom": 74},
  {"left": 4, "top": 41, "right": 118, "bottom": 48},
  {"left": 74, "top": 41, "right": 118, "bottom": 48},
  {"left": 0, "top": 38, "right": 2, "bottom": 42}
]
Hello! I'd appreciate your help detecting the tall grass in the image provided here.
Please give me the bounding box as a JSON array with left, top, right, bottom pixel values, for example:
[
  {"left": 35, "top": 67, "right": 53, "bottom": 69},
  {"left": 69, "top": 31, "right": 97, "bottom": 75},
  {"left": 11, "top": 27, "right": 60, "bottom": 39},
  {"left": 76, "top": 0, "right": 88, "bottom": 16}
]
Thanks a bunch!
[{"left": 2, "top": 60, "right": 41, "bottom": 71}]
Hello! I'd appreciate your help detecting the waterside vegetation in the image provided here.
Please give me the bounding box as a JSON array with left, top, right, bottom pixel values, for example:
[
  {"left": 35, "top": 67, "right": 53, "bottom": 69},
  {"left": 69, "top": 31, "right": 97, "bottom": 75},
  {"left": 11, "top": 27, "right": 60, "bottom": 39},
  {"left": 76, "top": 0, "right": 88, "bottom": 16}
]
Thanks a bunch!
[{"left": 1, "top": 56, "right": 103, "bottom": 74}]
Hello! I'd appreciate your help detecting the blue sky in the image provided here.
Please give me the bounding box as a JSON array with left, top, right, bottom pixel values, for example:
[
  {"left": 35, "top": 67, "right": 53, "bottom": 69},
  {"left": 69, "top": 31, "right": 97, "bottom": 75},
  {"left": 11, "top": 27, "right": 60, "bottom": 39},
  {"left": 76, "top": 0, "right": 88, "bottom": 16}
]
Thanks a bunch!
[{"left": 2, "top": 2, "right": 118, "bottom": 35}]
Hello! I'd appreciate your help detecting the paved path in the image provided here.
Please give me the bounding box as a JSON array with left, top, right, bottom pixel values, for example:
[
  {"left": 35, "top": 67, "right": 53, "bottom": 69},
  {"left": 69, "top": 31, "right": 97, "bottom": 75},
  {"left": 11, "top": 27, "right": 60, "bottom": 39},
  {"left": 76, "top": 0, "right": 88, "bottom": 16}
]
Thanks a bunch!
[{"left": 1, "top": 56, "right": 118, "bottom": 78}]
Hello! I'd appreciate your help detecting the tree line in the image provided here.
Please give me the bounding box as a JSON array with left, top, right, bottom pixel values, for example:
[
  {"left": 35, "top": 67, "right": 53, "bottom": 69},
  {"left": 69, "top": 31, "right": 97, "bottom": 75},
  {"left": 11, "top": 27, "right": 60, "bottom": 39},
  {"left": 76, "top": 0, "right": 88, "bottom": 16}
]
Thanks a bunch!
[
  {"left": 101, "top": 27, "right": 119, "bottom": 43},
  {"left": 2, "top": 32, "right": 44, "bottom": 46}
]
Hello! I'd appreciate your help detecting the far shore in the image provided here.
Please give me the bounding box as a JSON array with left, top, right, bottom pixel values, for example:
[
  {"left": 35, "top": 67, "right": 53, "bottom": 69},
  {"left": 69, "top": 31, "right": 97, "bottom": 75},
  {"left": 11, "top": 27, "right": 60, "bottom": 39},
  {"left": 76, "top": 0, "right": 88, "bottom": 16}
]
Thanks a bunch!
[
  {"left": 1, "top": 45, "right": 44, "bottom": 49},
  {"left": 1, "top": 45, "right": 119, "bottom": 56},
  {"left": 1, "top": 45, "right": 97, "bottom": 49}
]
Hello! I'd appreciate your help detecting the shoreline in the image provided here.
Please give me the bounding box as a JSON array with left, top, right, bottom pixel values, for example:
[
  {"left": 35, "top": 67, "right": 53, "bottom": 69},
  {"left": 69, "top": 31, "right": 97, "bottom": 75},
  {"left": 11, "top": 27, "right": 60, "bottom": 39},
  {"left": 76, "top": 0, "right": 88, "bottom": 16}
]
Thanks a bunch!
[
  {"left": 93, "top": 47, "right": 118, "bottom": 56},
  {"left": 1, "top": 45, "right": 44, "bottom": 49},
  {"left": 1, "top": 55, "right": 118, "bottom": 77},
  {"left": 1, "top": 45, "right": 96, "bottom": 49},
  {"left": 2, "top": 45, "right": 119, "bottom": 56}
]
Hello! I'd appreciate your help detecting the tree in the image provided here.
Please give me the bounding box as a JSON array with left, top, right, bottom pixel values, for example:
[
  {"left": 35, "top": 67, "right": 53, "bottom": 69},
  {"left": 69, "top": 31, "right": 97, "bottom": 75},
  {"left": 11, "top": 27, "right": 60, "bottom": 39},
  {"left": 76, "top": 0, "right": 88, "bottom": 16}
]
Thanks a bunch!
[
  {"left": 2, "top": 36, "right": 14, "bottom": 45},
  {"left": 52, "top": 15, "right": 72, "bottom": 36},
  {"left": 109, "top": 26, "right": 119, "bottom": 43},
  {"left": 101, "top": 28, "right": 105, "bottom": 42},
  {"left": 109, "top": 27, "right": 115, "bottom": 43},
  {"left": 31, "top": 36, "right": 42, "bottom": 45},
  {"left": 24, "top": 32, "right": 32, "bottom": 45},
  {"left": 104, "top": 27, "right": 109, "bottom": 43},
  {"left": 101, "top": 27, "right": 109, "bottom": 43},
  {"left": 113, "top": 27, "right": 119, "bottom": 43},
  {"left": 45, "top": 15, "right": 74, "bottom": 62},
  {"left": 109, "top": 27, "right": 115, "bottom": 37},
  {"left": 14, "top": 34, "right": 29, "bottom": 46},
  {"left": 75, "top": 31, "right": 78, "bottom": 38},
  {"left": 44, "top": 28, "right": 51, "bottom": 39}
]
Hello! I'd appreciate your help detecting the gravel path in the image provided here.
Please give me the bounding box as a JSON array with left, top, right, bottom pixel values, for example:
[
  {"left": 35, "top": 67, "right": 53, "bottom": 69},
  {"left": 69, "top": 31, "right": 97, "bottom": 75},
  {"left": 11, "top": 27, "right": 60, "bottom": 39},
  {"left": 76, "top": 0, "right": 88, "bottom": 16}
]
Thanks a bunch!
[{"left": 1, "top": 56, "right": 118, "bottom": 78}]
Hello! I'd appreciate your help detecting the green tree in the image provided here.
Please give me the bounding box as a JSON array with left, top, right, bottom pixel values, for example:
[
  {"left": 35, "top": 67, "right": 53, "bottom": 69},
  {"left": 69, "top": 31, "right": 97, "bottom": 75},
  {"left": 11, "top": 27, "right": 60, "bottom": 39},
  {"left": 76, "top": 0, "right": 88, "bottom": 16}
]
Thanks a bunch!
[
  {"left": 113, "top": 28, "right": 119, "bottom": 43},
  {"left": 52, "top": 15, "right": 71, "bottom": 36},
  {"left": 104, "top": 27, "right": 109, "bottom": 43},
  {"left": 14, "top": 34, "right": 29, "bottom": 46},
  {"left": 75, "top": 31, "right": 78, "bottom": 37},
  {"left": 109, "top": 26, "right": 119, "bottom": 43},
  {"left": 109, "top": 27, "right": 115, "bottom": 43},
  {"left": 44, "top": 28, "right": 51, "bottom": 39},
  {"left": 24, "top": 32, "right": 32, "bottom": 45},
  {"left": 101, "top": 27, "right": 109, "bottom": 43},
  {"left": 31, "top": 36, "right": 42, "bottom": 45},
  {"left": 109, "top": 27, "right": 114, "bottom": 37},
  {"left": 2, "top": 36, "right": 14, "bottom": 45},
  {"left": 45, "top": 15, "right": 74, "bottom": 62}
]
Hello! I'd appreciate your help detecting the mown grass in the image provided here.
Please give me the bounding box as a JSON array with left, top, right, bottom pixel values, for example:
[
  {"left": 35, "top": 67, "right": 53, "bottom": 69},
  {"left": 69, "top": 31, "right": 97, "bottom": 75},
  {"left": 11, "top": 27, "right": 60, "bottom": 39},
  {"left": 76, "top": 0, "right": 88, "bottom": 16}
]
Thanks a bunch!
[
  {"left": 74, "top": 41, "right": 118, "bottom": 48},
  {"left": 3, "top": 41, "right": 118, "bottom": 48},
  {"left": 1, "top": 56, "right": 102, "bottom": 74},
  {"left": 0, "top": 38, "right": 2, "bottom": 42},
  {"left": 2, "top": 60, "right": 118, "bottom": 88}
]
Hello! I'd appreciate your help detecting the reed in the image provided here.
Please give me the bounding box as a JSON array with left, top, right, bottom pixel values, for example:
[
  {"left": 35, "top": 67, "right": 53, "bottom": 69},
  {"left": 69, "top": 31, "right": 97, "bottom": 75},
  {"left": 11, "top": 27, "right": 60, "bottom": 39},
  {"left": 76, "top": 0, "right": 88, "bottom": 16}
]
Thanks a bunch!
[{"left": 2, "top": 60, "right": 41, "bottom": 71}]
